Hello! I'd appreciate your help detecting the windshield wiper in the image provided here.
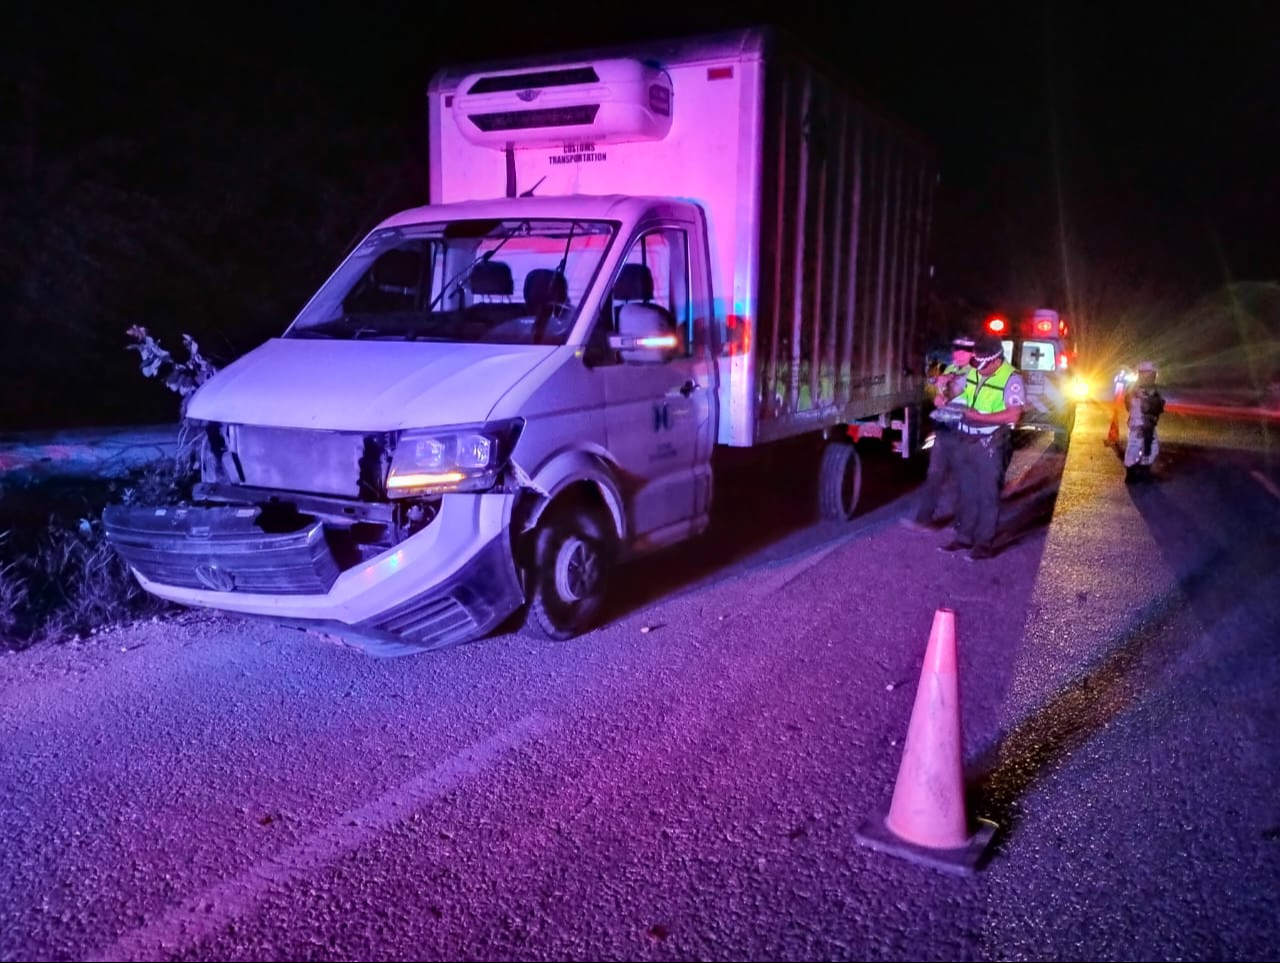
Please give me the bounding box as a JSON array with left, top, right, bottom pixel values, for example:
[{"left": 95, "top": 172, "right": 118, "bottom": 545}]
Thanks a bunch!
[
  {"left": 428, "top": 221, "right": 530, "bottom": 311},
  {"left": 533, "top": 221, "right": 577, "bottom": 345}
]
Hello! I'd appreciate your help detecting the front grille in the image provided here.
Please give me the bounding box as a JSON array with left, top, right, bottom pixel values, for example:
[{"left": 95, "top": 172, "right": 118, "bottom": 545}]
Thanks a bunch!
[{"left": 103, "top": 505, "right": 340, "bottom": 596}]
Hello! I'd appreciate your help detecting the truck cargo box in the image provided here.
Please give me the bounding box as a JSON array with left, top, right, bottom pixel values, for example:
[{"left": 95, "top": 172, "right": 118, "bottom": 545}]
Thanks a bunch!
[{"left": 428, "top": 27, "right": 938, "bottom": 447}]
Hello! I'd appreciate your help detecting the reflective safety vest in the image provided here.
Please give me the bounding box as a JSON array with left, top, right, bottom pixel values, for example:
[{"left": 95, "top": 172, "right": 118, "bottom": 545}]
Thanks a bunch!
[{"left": 963, "top": 361, "right": 1016, "bottom": 414}]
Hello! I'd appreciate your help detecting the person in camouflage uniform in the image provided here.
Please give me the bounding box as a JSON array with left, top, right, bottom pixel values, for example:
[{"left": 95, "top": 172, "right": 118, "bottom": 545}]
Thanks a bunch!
[{"left": 1123, "top": 360, "right": 1165, "bottom": 483}]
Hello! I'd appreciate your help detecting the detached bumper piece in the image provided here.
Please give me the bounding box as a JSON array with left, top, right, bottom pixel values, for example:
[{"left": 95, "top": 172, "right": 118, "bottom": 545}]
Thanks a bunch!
[
  {"left": 102, "top": 504, "right": 340, "bottom": 595},
  {"left": 355, "top": 535, "right": 524, "bottom": 651},
  {"left": 253, "top": 534, "right": 526, "bottom": 658}
]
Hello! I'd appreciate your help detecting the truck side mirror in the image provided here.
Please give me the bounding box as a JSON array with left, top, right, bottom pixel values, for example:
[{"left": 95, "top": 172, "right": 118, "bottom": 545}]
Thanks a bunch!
[{"left": 608, "top": 303, "right": 679, "bottom": 364}]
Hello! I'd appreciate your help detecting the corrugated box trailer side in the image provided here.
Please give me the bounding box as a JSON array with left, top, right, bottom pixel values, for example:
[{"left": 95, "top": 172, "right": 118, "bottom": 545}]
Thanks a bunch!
[{"left": 752, "top": 40, "right": 937, "bottom": 446}]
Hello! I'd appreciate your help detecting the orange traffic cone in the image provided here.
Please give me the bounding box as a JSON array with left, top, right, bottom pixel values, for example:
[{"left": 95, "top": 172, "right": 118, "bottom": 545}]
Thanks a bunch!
[
  {"left": 1105, "top": 385, "right": 1122, "bottom": 447},
  {"left": 855, "top": 608, "right": 997, "bottom": 875}
]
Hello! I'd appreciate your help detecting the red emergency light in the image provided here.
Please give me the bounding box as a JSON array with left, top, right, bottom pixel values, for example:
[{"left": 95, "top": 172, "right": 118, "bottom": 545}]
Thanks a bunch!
[
  {"left": 1034, "top": 318, "right": 1054, "bottom": 335},
  {"left": 986, "top": 316, "right": 1007, "bottom": 334}
]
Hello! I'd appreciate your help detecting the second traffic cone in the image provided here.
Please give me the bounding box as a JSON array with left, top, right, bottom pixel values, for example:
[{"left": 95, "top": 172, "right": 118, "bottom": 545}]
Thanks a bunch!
[
  {"left": 1105, "top": 385, "right": 1122, "bottom": 447},
  {"left": 855, "top": 608, "right": 996, "bottom": 875}
]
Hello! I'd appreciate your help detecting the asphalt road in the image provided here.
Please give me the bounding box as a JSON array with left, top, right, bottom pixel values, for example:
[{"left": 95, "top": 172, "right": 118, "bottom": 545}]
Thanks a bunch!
[{"left": 2, "top": 403, "right": 1277, "bottom": 962}]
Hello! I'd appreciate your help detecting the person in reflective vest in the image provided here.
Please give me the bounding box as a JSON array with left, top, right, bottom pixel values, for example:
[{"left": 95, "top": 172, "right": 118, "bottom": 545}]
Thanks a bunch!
[
  {"left": 901, "top": 334, "right": 975, "bottom": 532},
  {"left": 940, "top": 335, "right": 1025, "bottom": 561}
]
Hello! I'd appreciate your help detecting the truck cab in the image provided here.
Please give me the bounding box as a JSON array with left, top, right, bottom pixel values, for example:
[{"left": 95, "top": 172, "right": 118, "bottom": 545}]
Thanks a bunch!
[{"left": 107, "top": 197, "right": 721, "bottom": 650}]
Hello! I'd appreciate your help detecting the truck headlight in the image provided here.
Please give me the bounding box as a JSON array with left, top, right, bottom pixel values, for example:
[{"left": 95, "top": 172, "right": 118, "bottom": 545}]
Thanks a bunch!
[{"left": 386, "top": 419, "right": 523, "bottom": 496}]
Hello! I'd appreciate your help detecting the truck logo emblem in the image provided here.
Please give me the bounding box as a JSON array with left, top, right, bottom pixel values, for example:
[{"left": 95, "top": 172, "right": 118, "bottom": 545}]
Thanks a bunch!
[
  {"left": 194, "top": 563, "right": 235, "bottom": 592},
  {"left": 517, "top": 88, "right": 541, "bottom": 102}
]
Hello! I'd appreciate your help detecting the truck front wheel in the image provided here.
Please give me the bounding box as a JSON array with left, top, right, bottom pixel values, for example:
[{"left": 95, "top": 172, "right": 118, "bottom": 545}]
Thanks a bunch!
[{"left": 525, "top": 503, "right": 614, "bottom": 641}]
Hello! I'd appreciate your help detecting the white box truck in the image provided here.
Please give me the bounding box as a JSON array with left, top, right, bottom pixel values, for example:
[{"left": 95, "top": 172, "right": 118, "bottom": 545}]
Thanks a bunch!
[{"left": 105, "top": 27, "right": 938, "bottom": 654}]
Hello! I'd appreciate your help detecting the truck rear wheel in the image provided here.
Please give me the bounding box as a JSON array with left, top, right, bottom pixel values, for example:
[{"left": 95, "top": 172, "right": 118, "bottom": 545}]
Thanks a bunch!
[
  {"left": 525, "top": 503, "right": 614, "bottom": 641},
  {"left": 819, "top": 440, "right": 863, "bottom": 521}
]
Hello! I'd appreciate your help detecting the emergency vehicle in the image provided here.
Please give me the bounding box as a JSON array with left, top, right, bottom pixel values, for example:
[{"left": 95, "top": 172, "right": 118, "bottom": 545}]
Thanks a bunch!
[{"left": 983, "top": 308, "right": 1083, "bottom": 449}]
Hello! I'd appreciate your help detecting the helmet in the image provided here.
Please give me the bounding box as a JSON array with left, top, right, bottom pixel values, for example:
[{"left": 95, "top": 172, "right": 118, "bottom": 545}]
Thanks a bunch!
[{"left": 971, "top": 335, "right": 1004, "bottom": 366}]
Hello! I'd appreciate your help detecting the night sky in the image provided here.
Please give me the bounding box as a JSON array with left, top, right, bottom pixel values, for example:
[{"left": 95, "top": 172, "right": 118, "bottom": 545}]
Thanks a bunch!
[{"left": 3, "top": 2, "right": 1277, "bottom": 428}]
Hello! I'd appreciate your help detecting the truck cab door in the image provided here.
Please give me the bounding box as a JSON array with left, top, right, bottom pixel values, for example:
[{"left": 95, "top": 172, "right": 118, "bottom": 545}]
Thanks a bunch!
[{"left": 588, "top": 220, "right": 717, "bottom": 548}]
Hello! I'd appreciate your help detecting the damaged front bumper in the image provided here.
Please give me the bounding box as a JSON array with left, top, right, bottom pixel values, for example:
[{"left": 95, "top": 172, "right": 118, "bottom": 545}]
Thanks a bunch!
[{"left": 103, "top": 493, "right": 524, "bottom": 654}]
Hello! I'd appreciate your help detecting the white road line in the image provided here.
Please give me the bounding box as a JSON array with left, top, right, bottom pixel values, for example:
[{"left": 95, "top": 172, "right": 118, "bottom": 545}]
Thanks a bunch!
[
  {"left": 88, "top": 712, "right": 552, "bottom": 962},
  {"left": 1250, "top": 469, "right": 1280, "bottom": 504}
]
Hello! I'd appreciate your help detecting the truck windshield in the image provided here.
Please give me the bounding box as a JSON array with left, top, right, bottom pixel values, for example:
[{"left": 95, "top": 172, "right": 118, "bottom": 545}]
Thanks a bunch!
[{"left": 286, "top": 218, "right": 616, "bottom": 345}]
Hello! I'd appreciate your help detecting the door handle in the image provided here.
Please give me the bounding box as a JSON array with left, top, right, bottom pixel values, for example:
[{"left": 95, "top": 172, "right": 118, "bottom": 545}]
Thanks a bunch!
[{"left": 673, "top": 379, "right": 698, "bottom": 398}]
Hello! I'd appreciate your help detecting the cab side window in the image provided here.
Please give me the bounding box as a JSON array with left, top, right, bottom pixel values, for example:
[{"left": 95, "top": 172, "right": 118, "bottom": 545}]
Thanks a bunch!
[{"left": 590, "top": 227, "right": 693, "bottom": 362}]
